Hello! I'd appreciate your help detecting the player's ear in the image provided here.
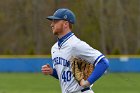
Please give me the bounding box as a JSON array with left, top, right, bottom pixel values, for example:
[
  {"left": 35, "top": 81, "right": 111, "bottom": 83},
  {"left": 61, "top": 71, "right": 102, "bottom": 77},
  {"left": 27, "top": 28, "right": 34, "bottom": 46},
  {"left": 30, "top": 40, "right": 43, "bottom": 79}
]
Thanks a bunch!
[{"left": 64, "top": 21, "right": 69, "bottom": 28}]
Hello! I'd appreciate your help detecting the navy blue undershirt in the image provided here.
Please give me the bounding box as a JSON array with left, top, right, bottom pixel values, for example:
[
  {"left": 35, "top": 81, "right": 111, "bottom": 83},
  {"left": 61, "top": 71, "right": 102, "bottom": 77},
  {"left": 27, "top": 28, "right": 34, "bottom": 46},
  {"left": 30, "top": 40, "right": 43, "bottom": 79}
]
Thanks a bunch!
[
  {"left": 57, "top": 32, "right": 73, "bottom": 48},
  {"left": 51, "top": 69, "right": 59, "bottom": 79}
]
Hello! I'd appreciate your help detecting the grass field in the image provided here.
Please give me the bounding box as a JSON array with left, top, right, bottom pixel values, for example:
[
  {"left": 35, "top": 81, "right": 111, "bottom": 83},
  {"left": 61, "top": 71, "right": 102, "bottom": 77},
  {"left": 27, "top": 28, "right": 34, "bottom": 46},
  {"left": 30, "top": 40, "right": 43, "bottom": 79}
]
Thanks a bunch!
[{"left": 0, "top": 73, "right": 139, "bottom": 93}]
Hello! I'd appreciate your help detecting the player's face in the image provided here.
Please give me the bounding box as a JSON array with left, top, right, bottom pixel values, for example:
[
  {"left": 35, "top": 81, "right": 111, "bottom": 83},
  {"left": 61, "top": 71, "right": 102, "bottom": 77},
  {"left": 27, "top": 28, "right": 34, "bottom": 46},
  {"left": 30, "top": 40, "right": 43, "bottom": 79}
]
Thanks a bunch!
[{"left": 50, "top": 20, "right": 65, "bottom": 35}]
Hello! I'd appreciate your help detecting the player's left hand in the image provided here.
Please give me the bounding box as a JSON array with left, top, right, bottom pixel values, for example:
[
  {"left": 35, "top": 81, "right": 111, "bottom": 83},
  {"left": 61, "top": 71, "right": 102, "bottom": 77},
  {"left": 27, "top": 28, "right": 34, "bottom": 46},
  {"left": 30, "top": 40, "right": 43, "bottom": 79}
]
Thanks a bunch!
[{"left": 80, "top": 79, "right": 90, "bottom": 87}]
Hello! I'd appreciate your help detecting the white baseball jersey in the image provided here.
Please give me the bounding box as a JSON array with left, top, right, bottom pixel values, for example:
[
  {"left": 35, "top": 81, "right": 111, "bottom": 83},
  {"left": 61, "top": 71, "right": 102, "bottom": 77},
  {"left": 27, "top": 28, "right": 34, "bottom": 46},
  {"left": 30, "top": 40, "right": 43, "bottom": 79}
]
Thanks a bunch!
[{"left": 51, "top": 32, "right": 104, "bottom": 93}]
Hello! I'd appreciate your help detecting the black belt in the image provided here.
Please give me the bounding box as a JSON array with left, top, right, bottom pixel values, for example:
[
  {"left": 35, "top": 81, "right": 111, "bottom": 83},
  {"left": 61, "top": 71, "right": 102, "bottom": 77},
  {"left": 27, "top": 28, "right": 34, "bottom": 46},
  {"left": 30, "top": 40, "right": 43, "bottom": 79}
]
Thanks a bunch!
[{"left": 81, "top": 87, "right": 90, "bottom": 92}]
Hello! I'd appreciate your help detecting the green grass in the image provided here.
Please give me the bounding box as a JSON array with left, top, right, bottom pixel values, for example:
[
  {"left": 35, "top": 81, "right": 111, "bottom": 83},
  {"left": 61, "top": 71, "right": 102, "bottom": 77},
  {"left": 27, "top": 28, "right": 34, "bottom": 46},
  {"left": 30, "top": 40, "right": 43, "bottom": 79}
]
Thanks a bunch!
[{"left": 0, "top": 73, "right": 139, "bottom": 93}]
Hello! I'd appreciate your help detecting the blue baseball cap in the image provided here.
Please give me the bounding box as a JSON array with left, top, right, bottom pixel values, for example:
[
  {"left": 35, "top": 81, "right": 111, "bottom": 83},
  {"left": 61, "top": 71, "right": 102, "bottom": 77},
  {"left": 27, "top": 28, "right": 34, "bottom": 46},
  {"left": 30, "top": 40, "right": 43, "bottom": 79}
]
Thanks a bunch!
[{"left": 47, "top": 8, "right": 76, "bottom": 24}]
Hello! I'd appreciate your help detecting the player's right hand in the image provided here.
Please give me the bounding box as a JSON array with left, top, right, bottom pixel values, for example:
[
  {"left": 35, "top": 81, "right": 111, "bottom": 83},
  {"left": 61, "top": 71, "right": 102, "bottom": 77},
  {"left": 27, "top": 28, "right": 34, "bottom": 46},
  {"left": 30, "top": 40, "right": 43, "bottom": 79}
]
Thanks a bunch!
[{"left": 41, "top": 64, "right": 53, "bottom": 75}]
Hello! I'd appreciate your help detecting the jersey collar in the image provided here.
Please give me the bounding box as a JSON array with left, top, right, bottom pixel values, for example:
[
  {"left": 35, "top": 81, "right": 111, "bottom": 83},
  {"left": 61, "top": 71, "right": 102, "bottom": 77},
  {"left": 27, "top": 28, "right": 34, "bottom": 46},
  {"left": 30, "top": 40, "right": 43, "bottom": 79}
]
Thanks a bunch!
[{"left": 58, "top": 32, "right": 74, "bottom": 48}]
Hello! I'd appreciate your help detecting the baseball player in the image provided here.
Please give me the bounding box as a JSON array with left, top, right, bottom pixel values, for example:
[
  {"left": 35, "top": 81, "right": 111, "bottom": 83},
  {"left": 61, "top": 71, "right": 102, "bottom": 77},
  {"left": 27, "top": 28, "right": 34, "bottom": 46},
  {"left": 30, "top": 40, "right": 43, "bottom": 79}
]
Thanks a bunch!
[{"left": 41, "top": 8, "right": 109, "bottom": 93}]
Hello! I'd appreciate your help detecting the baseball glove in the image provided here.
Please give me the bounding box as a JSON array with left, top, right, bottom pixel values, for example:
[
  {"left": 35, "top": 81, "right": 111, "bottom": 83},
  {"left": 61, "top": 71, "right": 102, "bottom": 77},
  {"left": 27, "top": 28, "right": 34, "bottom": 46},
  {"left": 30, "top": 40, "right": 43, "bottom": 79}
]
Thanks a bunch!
[{"left": 70, "top": 57, "right": 94, "bottom": 83}]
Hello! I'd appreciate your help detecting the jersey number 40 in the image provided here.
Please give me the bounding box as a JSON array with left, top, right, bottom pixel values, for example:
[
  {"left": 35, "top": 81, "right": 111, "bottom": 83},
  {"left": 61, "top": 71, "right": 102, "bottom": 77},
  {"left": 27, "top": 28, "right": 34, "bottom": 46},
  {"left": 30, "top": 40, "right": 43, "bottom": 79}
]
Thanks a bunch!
[{"left": 62, "top": 71, "right": 71, "bottom": 82}]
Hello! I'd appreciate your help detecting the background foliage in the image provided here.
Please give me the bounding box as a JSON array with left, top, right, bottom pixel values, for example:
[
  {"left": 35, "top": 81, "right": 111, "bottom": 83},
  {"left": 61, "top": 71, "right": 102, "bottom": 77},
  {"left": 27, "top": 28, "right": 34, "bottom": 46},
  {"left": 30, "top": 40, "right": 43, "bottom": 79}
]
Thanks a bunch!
[{"left": 0, "top": 0, "right": 140, "bottom": 55}]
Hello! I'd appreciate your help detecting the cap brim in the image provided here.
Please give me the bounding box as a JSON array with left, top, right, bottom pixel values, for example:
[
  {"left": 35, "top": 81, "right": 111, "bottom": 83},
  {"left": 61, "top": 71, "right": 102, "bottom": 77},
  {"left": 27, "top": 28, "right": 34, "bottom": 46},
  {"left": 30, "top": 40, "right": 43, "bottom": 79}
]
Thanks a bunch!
[{"left": 46, "top": 16, "right": 62, "bottom": 20}]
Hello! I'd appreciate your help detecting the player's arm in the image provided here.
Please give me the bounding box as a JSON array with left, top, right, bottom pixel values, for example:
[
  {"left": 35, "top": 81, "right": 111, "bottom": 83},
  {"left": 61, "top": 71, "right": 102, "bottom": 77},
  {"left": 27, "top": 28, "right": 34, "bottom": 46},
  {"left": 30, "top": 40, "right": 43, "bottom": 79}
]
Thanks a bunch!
[
  {"left": 87, "top": 57, "right": 109, "bottom": 84},
  {"left": 80, "top": 57, "right": 109, "bottom": 87},
  {"left": 41, "top": 64, "right": 59, "bottom": 79},
  {"left": 72, "top": 41, "right": 109, "bottom": 86},
  {"left": 51, "top": 68, "right": 59, "bottom": 79}
]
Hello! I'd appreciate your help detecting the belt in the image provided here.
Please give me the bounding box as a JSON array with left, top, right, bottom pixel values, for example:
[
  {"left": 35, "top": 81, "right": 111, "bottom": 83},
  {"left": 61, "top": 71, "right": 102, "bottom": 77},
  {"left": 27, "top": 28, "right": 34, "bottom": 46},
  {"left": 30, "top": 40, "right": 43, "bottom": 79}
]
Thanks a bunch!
[{"left": 81, "top": 87, "right": 90, "bottom": 92}]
